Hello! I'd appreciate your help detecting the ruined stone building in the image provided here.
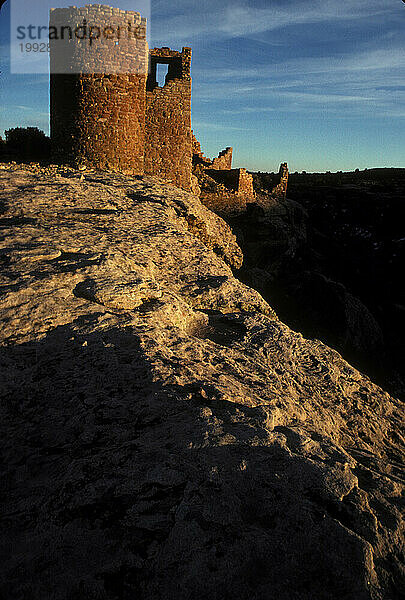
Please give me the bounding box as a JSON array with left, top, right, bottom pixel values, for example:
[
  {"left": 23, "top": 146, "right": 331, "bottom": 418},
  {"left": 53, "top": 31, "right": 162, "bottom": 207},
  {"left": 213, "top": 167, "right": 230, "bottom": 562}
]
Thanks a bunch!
[
  {"left": 271, "top": 163, "right": 289, "bottom": 199},
  {"left": 49, "top": 4, "right": 287, "bottom": 202},
  {"left": 50, "top": 5, "right": 194, "bottom": 188}
]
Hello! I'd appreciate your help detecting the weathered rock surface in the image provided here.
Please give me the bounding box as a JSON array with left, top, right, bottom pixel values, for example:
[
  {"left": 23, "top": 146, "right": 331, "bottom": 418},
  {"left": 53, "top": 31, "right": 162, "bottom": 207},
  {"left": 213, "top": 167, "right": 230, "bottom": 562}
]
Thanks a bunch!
[{"left": 0, "top": 164, "right": 404, "bottom": 600}]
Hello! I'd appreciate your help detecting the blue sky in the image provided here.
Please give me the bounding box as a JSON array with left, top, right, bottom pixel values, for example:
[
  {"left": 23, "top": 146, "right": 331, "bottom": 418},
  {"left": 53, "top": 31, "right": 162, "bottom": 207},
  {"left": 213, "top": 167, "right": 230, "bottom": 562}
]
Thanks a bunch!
[{"left": 1, "top": 0, "right": 404, "bottom": 172}]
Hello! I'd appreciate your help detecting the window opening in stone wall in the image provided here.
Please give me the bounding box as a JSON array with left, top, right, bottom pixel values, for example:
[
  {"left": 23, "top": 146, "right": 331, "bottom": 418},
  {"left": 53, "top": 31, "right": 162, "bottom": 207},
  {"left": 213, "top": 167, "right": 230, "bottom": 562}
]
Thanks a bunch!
[{"left": 157, "top": 63, "right": 169, "bottom": 87}]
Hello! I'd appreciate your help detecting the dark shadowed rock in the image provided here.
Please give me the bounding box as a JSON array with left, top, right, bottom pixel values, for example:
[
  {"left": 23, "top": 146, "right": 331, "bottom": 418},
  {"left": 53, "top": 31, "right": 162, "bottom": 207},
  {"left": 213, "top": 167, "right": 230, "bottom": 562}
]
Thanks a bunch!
[{"left": 225, "top": 190, "right": 402, "bottom": 397}]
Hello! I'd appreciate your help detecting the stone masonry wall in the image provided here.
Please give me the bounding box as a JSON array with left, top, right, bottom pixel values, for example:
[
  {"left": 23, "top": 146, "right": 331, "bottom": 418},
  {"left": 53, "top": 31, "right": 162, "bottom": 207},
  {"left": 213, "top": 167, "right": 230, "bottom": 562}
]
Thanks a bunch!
[
  {"left": 237, "top": 168, "right": 255, "bottom": 200},
  {"left": 49, "top": 5, "right": 254, "bottom": 194},
  {"left": 206, "top": 168, "right": 255, "bottom": 201},
  {"left": 271, "top": 162, "right": 289, "bottom": 199},
  {"left": 200, "top": 189, "right": 247, "bottom": 217},
  {"left": 145, "top": 48, "right": 193, "bottom": 190},
  {"left": 211, "top": 147, "right": 233, "bottom": 170},
  {"left": 192, "top": 133, "right": 233, "bottom": 170},
  {"left": 192, "top": 131, "right": 203, "bottom": 157},
  {"left": 191, "top": 131, "right": 211, "bottom": 165},
  {"left": 51, "top": 73, "right": 146, "bottom": 173},
  {"left": 199, "top": 168, "right": 255, "bottom": 218},
  {"left": 50, "top": 5, "right": 148, "bottom": 174}
]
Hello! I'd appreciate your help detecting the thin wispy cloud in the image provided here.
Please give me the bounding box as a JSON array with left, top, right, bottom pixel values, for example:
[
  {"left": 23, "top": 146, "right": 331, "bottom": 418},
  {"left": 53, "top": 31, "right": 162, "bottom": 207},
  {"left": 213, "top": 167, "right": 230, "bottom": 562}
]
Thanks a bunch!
[
  {"left": 220, "top": 0, "right": 390, "bottom": 38},
  {"left": 190, "top": 28, "right": 405, "bottom": 123},
  {"left": 192, "top": 121, "right": 251, "bottom": 131},
  {"left": 14, "top": 105, "right": 49, "bottom": 116},
  {"left": 222, "top": 107, "right": 277, "bottom": 115},
  {"left": 151, "top": 0, "right": 400, "bottom": 44}
]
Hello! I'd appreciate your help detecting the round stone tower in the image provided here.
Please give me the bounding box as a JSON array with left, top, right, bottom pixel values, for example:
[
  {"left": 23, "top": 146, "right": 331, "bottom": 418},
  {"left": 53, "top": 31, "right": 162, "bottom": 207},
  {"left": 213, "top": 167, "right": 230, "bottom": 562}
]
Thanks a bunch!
[{"left": 49, "top": 5, "right": 148, "bottom": 174}]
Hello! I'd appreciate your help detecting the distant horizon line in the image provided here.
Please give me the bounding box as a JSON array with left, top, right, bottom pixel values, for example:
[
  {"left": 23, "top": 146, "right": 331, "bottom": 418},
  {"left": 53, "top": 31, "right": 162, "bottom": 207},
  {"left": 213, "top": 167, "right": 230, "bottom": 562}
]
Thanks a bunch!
[{"left": 1, "top": 127, "right": 404, "bottom": 175}]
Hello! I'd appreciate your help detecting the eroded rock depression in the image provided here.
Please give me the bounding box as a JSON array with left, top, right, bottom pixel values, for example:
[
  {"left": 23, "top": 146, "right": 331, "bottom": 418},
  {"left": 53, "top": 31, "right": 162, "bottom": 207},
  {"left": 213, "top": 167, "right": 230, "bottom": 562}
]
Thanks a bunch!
[{"left": 0, "top": 164, "right": 404, "bottom": 600}]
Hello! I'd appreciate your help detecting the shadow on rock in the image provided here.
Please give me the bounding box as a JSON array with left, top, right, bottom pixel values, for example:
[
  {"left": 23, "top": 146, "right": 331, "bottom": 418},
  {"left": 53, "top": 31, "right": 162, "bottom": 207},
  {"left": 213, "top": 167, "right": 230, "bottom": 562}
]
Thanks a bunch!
[{"left": 1, "top": 319, "right": 403, "bottom": 599}]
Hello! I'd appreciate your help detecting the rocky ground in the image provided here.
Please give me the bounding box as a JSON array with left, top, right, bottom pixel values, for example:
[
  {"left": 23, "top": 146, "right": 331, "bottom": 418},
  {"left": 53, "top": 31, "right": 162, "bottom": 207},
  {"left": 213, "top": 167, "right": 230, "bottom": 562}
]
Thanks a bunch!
[{"left": 0, "top": 164, "right": 404, "bottom": 600}]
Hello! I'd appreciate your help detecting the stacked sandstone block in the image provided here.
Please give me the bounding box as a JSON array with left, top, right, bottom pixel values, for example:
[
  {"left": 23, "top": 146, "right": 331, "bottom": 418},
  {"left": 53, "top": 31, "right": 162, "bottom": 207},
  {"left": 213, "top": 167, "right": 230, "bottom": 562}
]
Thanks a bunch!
[
  {"left": 145, "top": 47, "right": 193, "bottom": 190},
  {"left": 211, "top": 147, "right": 233, "bottom": 170},
  {"left": 236, "top": 168, "right": 255, "bottom": 200},
  {"left": 207, "top": 168, "right": 255, "bottom": 200},
  {"left": 192, "top": 133, "right": 233, "bottom": 171},
  {"left": 50, "top": 5, "right": 196, "bottom": 188},
  {"left": 191, "top": 131, "right": 211, "bottom": 166},
  {"left": 271, "top": 162, "right": 289, "bottom": 199},
  {"left": 200, "top": 168, "right": 256, "bottom": 217},
  {"left": 191, "top": 131, "right": 203, "bottom": 157},
  {"left": 49, "top": 4, "right": 266, "bottom": 199},
  {"left": 50, "top": 5, "right": 148, "bottom": 174}
]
